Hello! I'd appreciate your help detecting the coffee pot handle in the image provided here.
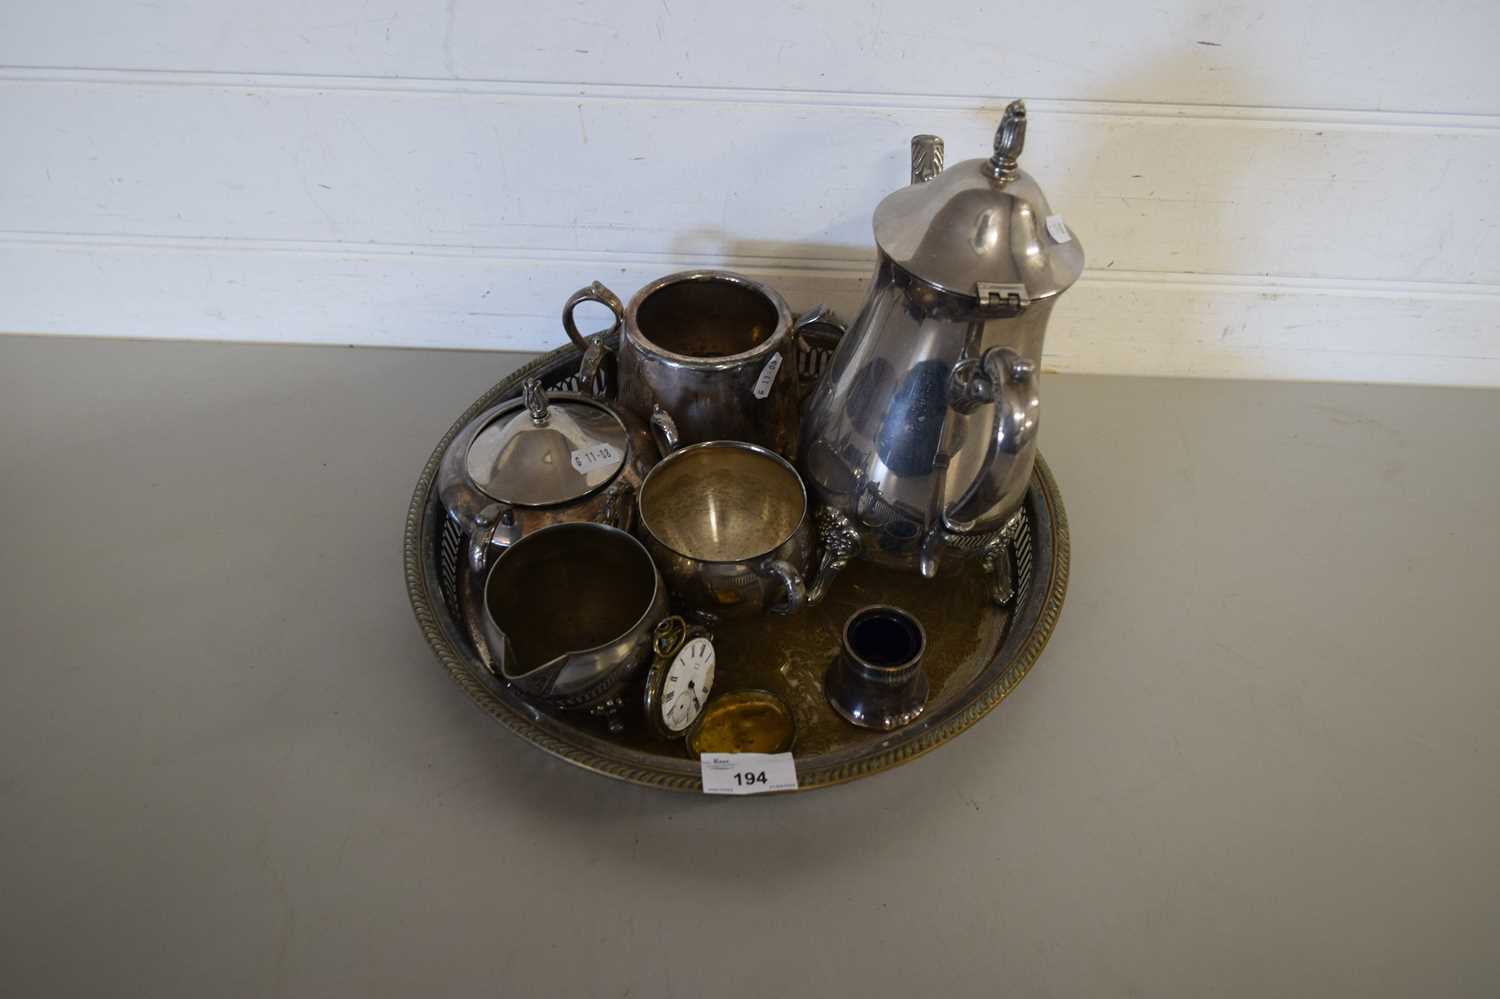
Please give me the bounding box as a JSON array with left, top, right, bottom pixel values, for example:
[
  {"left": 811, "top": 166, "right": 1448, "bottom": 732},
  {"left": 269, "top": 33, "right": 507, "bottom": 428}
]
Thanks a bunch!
[
  {"left": 943, "top": 347, "right": 1040, "bottom": 530},
  {"left": 562, "top": 281, "right": 625, "bottom": 398}
]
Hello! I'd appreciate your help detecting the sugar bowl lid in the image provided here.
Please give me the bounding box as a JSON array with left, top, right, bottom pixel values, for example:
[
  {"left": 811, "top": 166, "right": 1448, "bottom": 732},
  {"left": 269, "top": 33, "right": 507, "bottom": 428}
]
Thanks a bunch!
[
  {"left": 466, "top": 379, "right": 628, "bottom": 507},
  {"left": 872, "top": 100, "right": 1085, "bottom": 307}
]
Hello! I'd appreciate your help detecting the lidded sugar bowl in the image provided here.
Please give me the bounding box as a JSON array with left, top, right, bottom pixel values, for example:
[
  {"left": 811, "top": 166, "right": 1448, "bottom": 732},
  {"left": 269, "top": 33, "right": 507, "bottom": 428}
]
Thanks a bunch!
[
  {"left": 800, "top": 100, "right": 1082, "bottom": 595},
  {"left": 437, "top": 377, "right": 668, "bottom": 581}
]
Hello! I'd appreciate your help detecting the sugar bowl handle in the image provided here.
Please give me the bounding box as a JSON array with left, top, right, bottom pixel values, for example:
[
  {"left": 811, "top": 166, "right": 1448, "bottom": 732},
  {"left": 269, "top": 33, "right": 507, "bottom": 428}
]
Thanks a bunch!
[
  {"left": 805, "top": 506, "right": 860, "bottom": 606},
  {"left": 649, "top": 404, "right": 680, "bottom": 454},
  {"left": 790, "top": 305, "right": 846, "bottom": 351},
  {"left": 762, "top": 559, "right": 807, "bottom": 616},
  {"left": 468, "top": 501, "right": 517, "bottom": 575},
  {"left": 599, "top": 479, "right": 635, "bottom": 533},
  {"left": 563, "top": 281, "right": 625, "bottom": 398},
  {"left": 791, "top": 306, "right": 847, "bottom": 392}
]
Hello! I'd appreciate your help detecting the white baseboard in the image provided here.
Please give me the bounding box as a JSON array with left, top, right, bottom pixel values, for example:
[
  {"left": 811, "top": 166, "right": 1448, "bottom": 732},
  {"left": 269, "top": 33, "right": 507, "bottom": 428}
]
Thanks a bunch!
[{"left": 6, "top": 236, "right": 1496, "bottom": 386}]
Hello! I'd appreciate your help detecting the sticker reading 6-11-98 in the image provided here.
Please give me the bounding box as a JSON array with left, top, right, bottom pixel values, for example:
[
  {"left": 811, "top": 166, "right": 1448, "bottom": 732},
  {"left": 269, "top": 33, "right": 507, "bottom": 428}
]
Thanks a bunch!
[
  {"left": 569, "top": 443, "right": 620, "bottom": 475},
  {"left": 751, "top": 353, "right": 783, "bottom": 400},
  {"left": 700, "top": 752, "right": 798, "bottom": 795}
]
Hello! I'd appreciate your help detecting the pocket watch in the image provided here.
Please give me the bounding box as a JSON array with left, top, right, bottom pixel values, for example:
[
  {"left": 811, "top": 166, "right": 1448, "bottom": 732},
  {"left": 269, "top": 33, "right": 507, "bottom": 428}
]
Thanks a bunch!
[{"left": 642, "top": 616, "right": 716, "bottom": 740}]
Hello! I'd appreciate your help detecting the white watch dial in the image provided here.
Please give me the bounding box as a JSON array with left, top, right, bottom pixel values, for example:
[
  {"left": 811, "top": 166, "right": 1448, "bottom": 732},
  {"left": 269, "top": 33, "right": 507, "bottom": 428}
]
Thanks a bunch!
[{"left": 661, "top": 636, "right": 715, "bottom": 733}]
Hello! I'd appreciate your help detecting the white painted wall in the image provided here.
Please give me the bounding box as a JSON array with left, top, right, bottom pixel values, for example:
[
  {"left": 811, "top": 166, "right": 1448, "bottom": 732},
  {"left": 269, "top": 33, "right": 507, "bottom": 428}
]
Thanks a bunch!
[{"left": 2, "top": 1, "right": 1497, "bottom": 384}]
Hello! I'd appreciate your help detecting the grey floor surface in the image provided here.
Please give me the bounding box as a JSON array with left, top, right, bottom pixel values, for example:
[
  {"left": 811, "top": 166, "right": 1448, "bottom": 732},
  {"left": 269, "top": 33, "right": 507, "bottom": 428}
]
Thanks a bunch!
[{"left": 3, "top": 335, "right": 1497, "bottom": 997}]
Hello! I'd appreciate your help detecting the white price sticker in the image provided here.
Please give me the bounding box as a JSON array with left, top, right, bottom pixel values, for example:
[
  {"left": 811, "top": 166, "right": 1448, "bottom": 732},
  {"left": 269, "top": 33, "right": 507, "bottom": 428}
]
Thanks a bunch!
[
  {"left": 751, "top": 353, "right": 783, "bottom": 400},
  {"left": 1045, "top": 214, "right": 1071, "bottom": 243},
  {"left": 569, "top": 443, "right": 621, "bottom": 475},
  {"left": 700, "top": 753, "right": 799, "bottom": 795}
]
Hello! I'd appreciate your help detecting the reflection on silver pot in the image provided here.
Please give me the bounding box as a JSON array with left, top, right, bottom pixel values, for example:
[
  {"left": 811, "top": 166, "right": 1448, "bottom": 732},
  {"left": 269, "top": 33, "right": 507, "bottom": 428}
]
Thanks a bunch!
[
  {"left": 636, "top": 441, "right": 855, "bottom": 622},
  {"left": 562, "top": 271, "right": 803, "bottom": 456},
  {"left": 800, "top": 101, "right": 1081, "bottom": 596},
  {"left": 481, "top": 522, "right": 667, "bottom": 724}
]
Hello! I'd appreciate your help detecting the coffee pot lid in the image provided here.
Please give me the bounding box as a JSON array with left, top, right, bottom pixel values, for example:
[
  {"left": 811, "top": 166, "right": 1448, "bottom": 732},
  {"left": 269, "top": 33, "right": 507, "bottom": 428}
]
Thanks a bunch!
[
  {"left": 466, "top": 379, "right": 628, "bottom": 507},
  {"left": 872, "top": 100, "right": 1085, "bottom": 307}
]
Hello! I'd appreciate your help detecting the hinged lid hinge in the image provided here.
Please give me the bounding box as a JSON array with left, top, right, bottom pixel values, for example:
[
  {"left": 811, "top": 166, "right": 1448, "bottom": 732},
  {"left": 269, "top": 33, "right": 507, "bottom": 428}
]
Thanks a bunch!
[{"left": 975, "top": 282, "right": 1029, "bottom": 316}]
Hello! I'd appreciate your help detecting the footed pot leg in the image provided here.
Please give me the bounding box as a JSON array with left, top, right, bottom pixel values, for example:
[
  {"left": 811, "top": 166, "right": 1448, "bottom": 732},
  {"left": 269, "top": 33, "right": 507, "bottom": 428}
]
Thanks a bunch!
[
  {"left": 981, "top": 534, "right": 1014, "bottom": 607},
  {"left": 979, "top": 511, "right": 1027, "bottom": 607}
]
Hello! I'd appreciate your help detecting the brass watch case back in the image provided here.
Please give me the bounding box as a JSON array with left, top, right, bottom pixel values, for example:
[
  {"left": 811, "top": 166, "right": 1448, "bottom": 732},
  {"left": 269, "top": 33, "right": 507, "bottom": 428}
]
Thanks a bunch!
[{"left": 405, "top": 333, "right": 1069, "bottom": 793}]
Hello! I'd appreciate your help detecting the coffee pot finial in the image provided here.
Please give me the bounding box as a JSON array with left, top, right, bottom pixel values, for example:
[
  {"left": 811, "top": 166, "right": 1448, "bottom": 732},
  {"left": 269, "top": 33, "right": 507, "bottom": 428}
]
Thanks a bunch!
[{"left": 985, "top": 99, "right": 1027, "bottom": 182}]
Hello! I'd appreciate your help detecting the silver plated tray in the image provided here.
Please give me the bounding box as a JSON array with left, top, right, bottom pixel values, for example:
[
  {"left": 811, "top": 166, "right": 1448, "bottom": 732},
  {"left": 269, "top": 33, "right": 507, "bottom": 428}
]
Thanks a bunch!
[{"left": 403, "top": 335, "right": 1070, "bottom": 792}]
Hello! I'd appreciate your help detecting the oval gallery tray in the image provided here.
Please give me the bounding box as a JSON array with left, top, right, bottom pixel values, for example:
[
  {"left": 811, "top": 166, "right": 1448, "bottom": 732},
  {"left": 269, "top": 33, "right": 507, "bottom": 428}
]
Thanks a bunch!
[{"left": 403, "top": 334, "right": 1070, "bottom": 793}]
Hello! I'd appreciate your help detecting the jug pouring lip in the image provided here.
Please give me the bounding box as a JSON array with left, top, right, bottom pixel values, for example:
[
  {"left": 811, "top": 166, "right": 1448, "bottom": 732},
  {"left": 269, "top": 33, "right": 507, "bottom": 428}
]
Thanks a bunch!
[
  {"left": 624, "top": 270, "right": 794, "bottom": 372},
  {"left": 494, "top": 644, "right": 570, "bottom": 689},
  {"left": 484, "top": 521, "right": 665, "bottom": 685}
]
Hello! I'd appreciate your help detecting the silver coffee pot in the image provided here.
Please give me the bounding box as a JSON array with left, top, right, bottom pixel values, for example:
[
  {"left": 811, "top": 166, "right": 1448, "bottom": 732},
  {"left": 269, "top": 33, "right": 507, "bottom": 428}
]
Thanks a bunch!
[{"left": 800, "top": 100, "right": 1082, "bottom": 590}]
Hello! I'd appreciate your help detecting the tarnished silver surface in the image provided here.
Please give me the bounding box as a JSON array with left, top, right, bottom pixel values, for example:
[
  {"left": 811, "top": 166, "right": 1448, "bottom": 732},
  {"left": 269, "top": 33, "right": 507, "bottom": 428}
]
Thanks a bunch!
[
  {"left": 800, "top": 99, "right": 1080, "bottom": 581},
  {"left": 436, "top": 384, "right": 661, "bottom": 581},
  {"left": 463, "top": 378, "right": 627, "bottom": 507},
  {"left": 562, "top": 271, "right": 800, "bottom": 455},
  {"left": 637, "top": 440, "right": 843, "bottom": 621},
  {"left": 406, "top": 337, "right": 1069, "bottom": 792},
  {"left": 871, "top": 101, "right": 1082, "bottom": 301},
  {"left": 825, "top": 605, "right": 930, "bottom": 731},
  {"left": 480, "top": 522, "right": 666, "bottom": 714}
]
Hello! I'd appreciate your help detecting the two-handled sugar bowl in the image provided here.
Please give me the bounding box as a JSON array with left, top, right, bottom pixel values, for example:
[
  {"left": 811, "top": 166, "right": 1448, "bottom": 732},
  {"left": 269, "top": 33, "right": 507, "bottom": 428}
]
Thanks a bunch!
[
  {"left": 563, "top": 270, "right": 803, "bottom": 457},
  {"left": 635, "top": 439, "right": 858, "bottom": 622},
  {"left": 437, "top": 377, "right": 675, "bottom": 587}
]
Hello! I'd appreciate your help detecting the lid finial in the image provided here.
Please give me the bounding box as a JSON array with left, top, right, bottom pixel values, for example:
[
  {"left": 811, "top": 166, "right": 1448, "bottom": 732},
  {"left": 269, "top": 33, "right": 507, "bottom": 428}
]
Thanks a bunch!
[
  {"left": 985, "top": 100, "right": 1027, "bottom": 182},
  {"left": 523, "top": 378, "right": 550, "bottom": 426}
]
